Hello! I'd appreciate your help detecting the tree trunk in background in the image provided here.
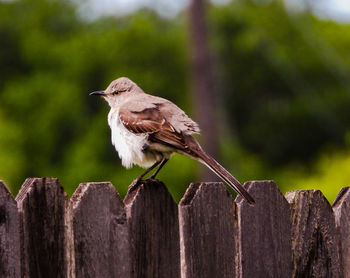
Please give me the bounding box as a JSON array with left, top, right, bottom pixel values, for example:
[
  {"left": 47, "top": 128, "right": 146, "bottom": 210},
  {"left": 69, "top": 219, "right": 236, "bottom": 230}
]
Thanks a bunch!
[{"left": 188, "top": 0, "right": 218, "bottom": 181}]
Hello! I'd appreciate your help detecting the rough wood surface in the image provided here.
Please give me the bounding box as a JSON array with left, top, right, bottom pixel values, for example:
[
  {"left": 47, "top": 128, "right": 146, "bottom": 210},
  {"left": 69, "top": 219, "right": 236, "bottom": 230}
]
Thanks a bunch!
[
  {"left": 333, "top": 187, "right": 350, "bottom": 278},
  {"left": 71, "top": 182, "right": 130, "bottom": 278},
  {"left": 16, "top": 177, "right": 69, "bottom": 278},
  {"left": 124, "top": 179, "right": 180, "bottom": 278},
  {"left": 2, "top": 177, "right": 348, "bottom": 277},
  {"left": 179, "top": 182, "right": 236, "bottom": 278},
  {"left": 285, "top": 190, "right": 341, "bottom": 278},
  {"left": 0, "top": 181, "right": 20, "bottom": 278},
  {"left": 236, "top": 180, "right": 292, "bottom": 277}
]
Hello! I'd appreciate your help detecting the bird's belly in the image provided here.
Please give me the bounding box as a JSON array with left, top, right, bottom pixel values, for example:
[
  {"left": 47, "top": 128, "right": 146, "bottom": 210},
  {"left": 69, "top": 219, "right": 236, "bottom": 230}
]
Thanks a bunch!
[{"left": 110, "top": 120, "right": 158, "bottom": 168}]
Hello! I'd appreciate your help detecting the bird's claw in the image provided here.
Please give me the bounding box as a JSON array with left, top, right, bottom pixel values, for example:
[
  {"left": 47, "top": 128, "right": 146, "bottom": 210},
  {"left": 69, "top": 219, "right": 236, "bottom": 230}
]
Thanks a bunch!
[{"left": 128, "top": 177, "right": 143, "bottom": 192}]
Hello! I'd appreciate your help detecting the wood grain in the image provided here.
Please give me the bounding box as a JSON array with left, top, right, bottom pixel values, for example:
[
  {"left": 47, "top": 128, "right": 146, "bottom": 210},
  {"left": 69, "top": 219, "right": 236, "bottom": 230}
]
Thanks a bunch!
[
  {"left": 0, "top": 181, "right": 20, "bottom": 278},
  {"left": 16, "top": 177, "right": 69, "bottom": 278},
  {"left": 285, "top": 190, "right": 341, "bottom": 277},
  {"left": 124, "top": 179, "right": 180, "bottom": 278},
  {"left": 179, "top": 182, "right": 237, "bottom": 278},
  {"left": 236, "top": 180, "right": 292, "bottom": 277},
  {"left": 71, "top": 182, "right": 130, "bottom": 278},
  {"left": 333, "top": 187, "right": 350, "bottom": 278},
  {"left": 2, "top": 176, "right": 348, "bottom": 277}
]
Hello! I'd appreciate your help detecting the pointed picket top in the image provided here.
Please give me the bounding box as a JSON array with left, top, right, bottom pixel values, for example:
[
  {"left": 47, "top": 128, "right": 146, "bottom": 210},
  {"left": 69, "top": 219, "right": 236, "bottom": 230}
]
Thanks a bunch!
[
  {"left": 285, "top": 189, "right": 341, "bottom": 277},
  {"left": 16, "top": 177, "right": 69, "bottom": 278},
  {"left": 333, "top": 187, "right": 350, "bottom": 208},
  {"left": 332, "top": 187, "right": 350, "bottom": 278},
  {"left": 179, "top": 182, "right": 237, "bottom": 278},
  {"left": 179, "top": 182, "right": 202, "bottom": 206},
  {"left": 71, "top": 182, "right": 130, "bottom": 278},
  {"left": 0, "top": 180, "right": 15, "bottom": 199},
  {"left": 15, "top": 177, "right": 36, "bottom": 203},
  {"left": 0, "top": 180, "right": 16, "bottom": 207},
  {"left": 0, "top": 181, "right": 20, "bottom": 277},
  {"left": 235, "top": 180, "right": 292, "bottom": 277},
  {"left": 124, "top": 179, "right": 180, "bottom": 278},
  {"left": 71, "top": 181, "right": 124, "bottom": 211}
]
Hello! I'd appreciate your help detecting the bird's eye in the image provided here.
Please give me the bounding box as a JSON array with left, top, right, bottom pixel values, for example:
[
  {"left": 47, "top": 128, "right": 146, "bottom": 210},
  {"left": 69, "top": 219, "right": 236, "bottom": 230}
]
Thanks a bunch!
[{"left": 112, "top": 90, "right": 119, "bottom": 95}]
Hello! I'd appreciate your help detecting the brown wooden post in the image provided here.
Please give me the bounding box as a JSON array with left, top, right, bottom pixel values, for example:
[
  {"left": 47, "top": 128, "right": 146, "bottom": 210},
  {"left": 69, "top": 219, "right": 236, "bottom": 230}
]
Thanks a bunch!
[
  {"left": 333, "top": 187, "right": 350, "bottom": 278},
  {"left": 124, "top": 179, "right": 180, "bottom": 278},
  {"left": 71, "top": 182, "right": 130, "bottom": 278},
  {"left": 236, "top": 180, "right": 292, "bottom": 277},
  {"left": 285, "top": 190, "right": 341, "bottom": 277},
  {"left": 188, "top": 0, "right": 219, "bottom": 181},
  {"left": 0, "top": 181, "right": 20, "bottom": 278},
  {"left": 178, "top": 182, "right": 237, "bottom": 278},
  {"left": 16, "top": 177, "right": 69, "bottom": 278}
]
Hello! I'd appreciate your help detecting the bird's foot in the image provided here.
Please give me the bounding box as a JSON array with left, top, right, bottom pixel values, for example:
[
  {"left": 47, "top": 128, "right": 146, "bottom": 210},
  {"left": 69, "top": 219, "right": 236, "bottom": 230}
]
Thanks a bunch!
[
  {"left": 128, "top": 177, "right": 144, "bottom": 193},
  {"left": 146, "top": 176, "right": 160, "bottom": 182},
  {"left": 128, "top": 177, "right": 160, "bottom": 194}
]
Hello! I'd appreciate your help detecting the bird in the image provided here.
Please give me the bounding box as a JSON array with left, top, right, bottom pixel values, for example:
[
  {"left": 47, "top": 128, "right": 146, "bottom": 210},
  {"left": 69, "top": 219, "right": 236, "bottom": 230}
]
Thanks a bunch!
[{"left": 90, "top": 77, "right": 255, "bottom": 204}]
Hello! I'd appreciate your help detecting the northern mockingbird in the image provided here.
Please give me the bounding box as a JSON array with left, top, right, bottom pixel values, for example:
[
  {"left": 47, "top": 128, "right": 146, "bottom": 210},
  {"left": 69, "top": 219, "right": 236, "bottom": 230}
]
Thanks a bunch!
[{"left": 90, "top": 77, "right": 255, "bottom": 204}]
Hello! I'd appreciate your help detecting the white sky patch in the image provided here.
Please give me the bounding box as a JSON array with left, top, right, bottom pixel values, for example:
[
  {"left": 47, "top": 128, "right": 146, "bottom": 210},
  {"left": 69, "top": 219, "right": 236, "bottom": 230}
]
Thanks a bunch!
[
  {"left": 75, "top": 0, "right": 189, "bottom": 20},
  {"left": 312, "top": 0, "right": 350, "bottom": 23},
  {"left": 64, "top": 0, "right": 350, "bottom": 23},
  {"left": 283, "top": 0, "right": 350, "bottom": 23}
]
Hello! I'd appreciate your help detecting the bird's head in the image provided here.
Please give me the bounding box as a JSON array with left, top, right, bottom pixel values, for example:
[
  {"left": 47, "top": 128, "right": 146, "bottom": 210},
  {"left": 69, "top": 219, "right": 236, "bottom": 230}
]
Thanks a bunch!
[{"left": 90, "top": 77, "right": 140, "bottom": 106}]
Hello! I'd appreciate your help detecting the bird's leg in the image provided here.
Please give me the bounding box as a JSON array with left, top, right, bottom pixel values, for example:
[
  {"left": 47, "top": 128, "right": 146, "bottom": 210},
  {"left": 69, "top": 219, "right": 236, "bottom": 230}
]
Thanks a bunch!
[
  {"left": 134, "top": 159, "right": 162, "bottom": 183},
  {"left": 150, "top": 158, "right": 169, "bottom": 179}
]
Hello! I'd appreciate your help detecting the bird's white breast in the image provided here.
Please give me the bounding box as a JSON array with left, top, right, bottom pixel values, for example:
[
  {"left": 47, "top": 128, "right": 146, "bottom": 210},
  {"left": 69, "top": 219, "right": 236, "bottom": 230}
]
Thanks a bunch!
[{"left": 108, "top": 108, "right": 155, "bottom": 168}]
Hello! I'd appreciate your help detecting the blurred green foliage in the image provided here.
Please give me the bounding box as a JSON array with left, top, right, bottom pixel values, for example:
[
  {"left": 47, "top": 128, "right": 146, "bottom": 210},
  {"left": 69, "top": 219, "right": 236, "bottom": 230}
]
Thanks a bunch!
[{"left": 1, "top": 0, "right": 350, "bottom": 203}]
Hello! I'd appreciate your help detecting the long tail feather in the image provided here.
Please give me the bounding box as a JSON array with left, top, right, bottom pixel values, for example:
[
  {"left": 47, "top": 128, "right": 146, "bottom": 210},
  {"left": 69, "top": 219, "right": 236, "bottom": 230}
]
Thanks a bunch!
[{"left": 194, "top": 149, "right": 255, "bottom": 205}]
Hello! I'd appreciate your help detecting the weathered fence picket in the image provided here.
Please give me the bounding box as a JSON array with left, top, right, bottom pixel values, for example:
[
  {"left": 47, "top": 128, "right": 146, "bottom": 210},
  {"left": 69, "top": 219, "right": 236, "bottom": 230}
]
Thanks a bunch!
[
  {"left": 71, "top": 182, "right": 129, "bottom": 278},
  {"left": 179, "top": 182, "right": 237, "bottom": 278},
  {"left": 286, "top": 190, "right": 342, "bottom": 277},
  {"left": 124, "top": 179, "right": 180, "bottom": 278},
  {"left": 0, "top": 177, "right": 348, "bottom": 278},
  {"left": 0, "top": 181, "right": 20, "bottom": 278},
  {"left": 236, "top": 180, "right": 292, "bottom": 277},
  {"left": 333, "top": 187, "right": 350, "bottom": 278},
  {"left": 15, "top": 178, "right": 69, "bottom": 278}
]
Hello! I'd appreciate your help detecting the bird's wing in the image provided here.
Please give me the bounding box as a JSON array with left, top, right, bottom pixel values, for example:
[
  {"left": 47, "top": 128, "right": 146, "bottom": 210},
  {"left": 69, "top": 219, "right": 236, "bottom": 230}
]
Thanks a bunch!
[
  {"left": 119, "top": 105, "right": 189, "bottom": 150},
  {"left": 156, "top": 101, "right": 200, "bottom": 134},
  {"left": 122, "top": 94, "right": 200, "bottom": 134}
]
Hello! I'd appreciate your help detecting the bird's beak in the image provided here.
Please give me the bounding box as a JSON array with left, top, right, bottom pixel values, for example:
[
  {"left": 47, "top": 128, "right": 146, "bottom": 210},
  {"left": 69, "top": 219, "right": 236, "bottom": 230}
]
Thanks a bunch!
[{"left": 89, "top": 91, "right": 106, "bottom": 96}]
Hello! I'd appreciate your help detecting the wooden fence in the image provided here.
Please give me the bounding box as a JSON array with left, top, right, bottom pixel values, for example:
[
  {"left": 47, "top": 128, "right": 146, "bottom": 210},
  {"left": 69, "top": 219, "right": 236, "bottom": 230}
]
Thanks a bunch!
[{"left": 0, "top": 177, "right": 349, "bottom": 278}]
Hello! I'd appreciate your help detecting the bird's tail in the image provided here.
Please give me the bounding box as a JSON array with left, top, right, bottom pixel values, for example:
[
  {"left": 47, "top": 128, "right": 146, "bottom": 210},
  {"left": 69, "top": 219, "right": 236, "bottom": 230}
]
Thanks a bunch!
[{"left": 192, "top": 147, "right": 255, "bottom": 205}]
